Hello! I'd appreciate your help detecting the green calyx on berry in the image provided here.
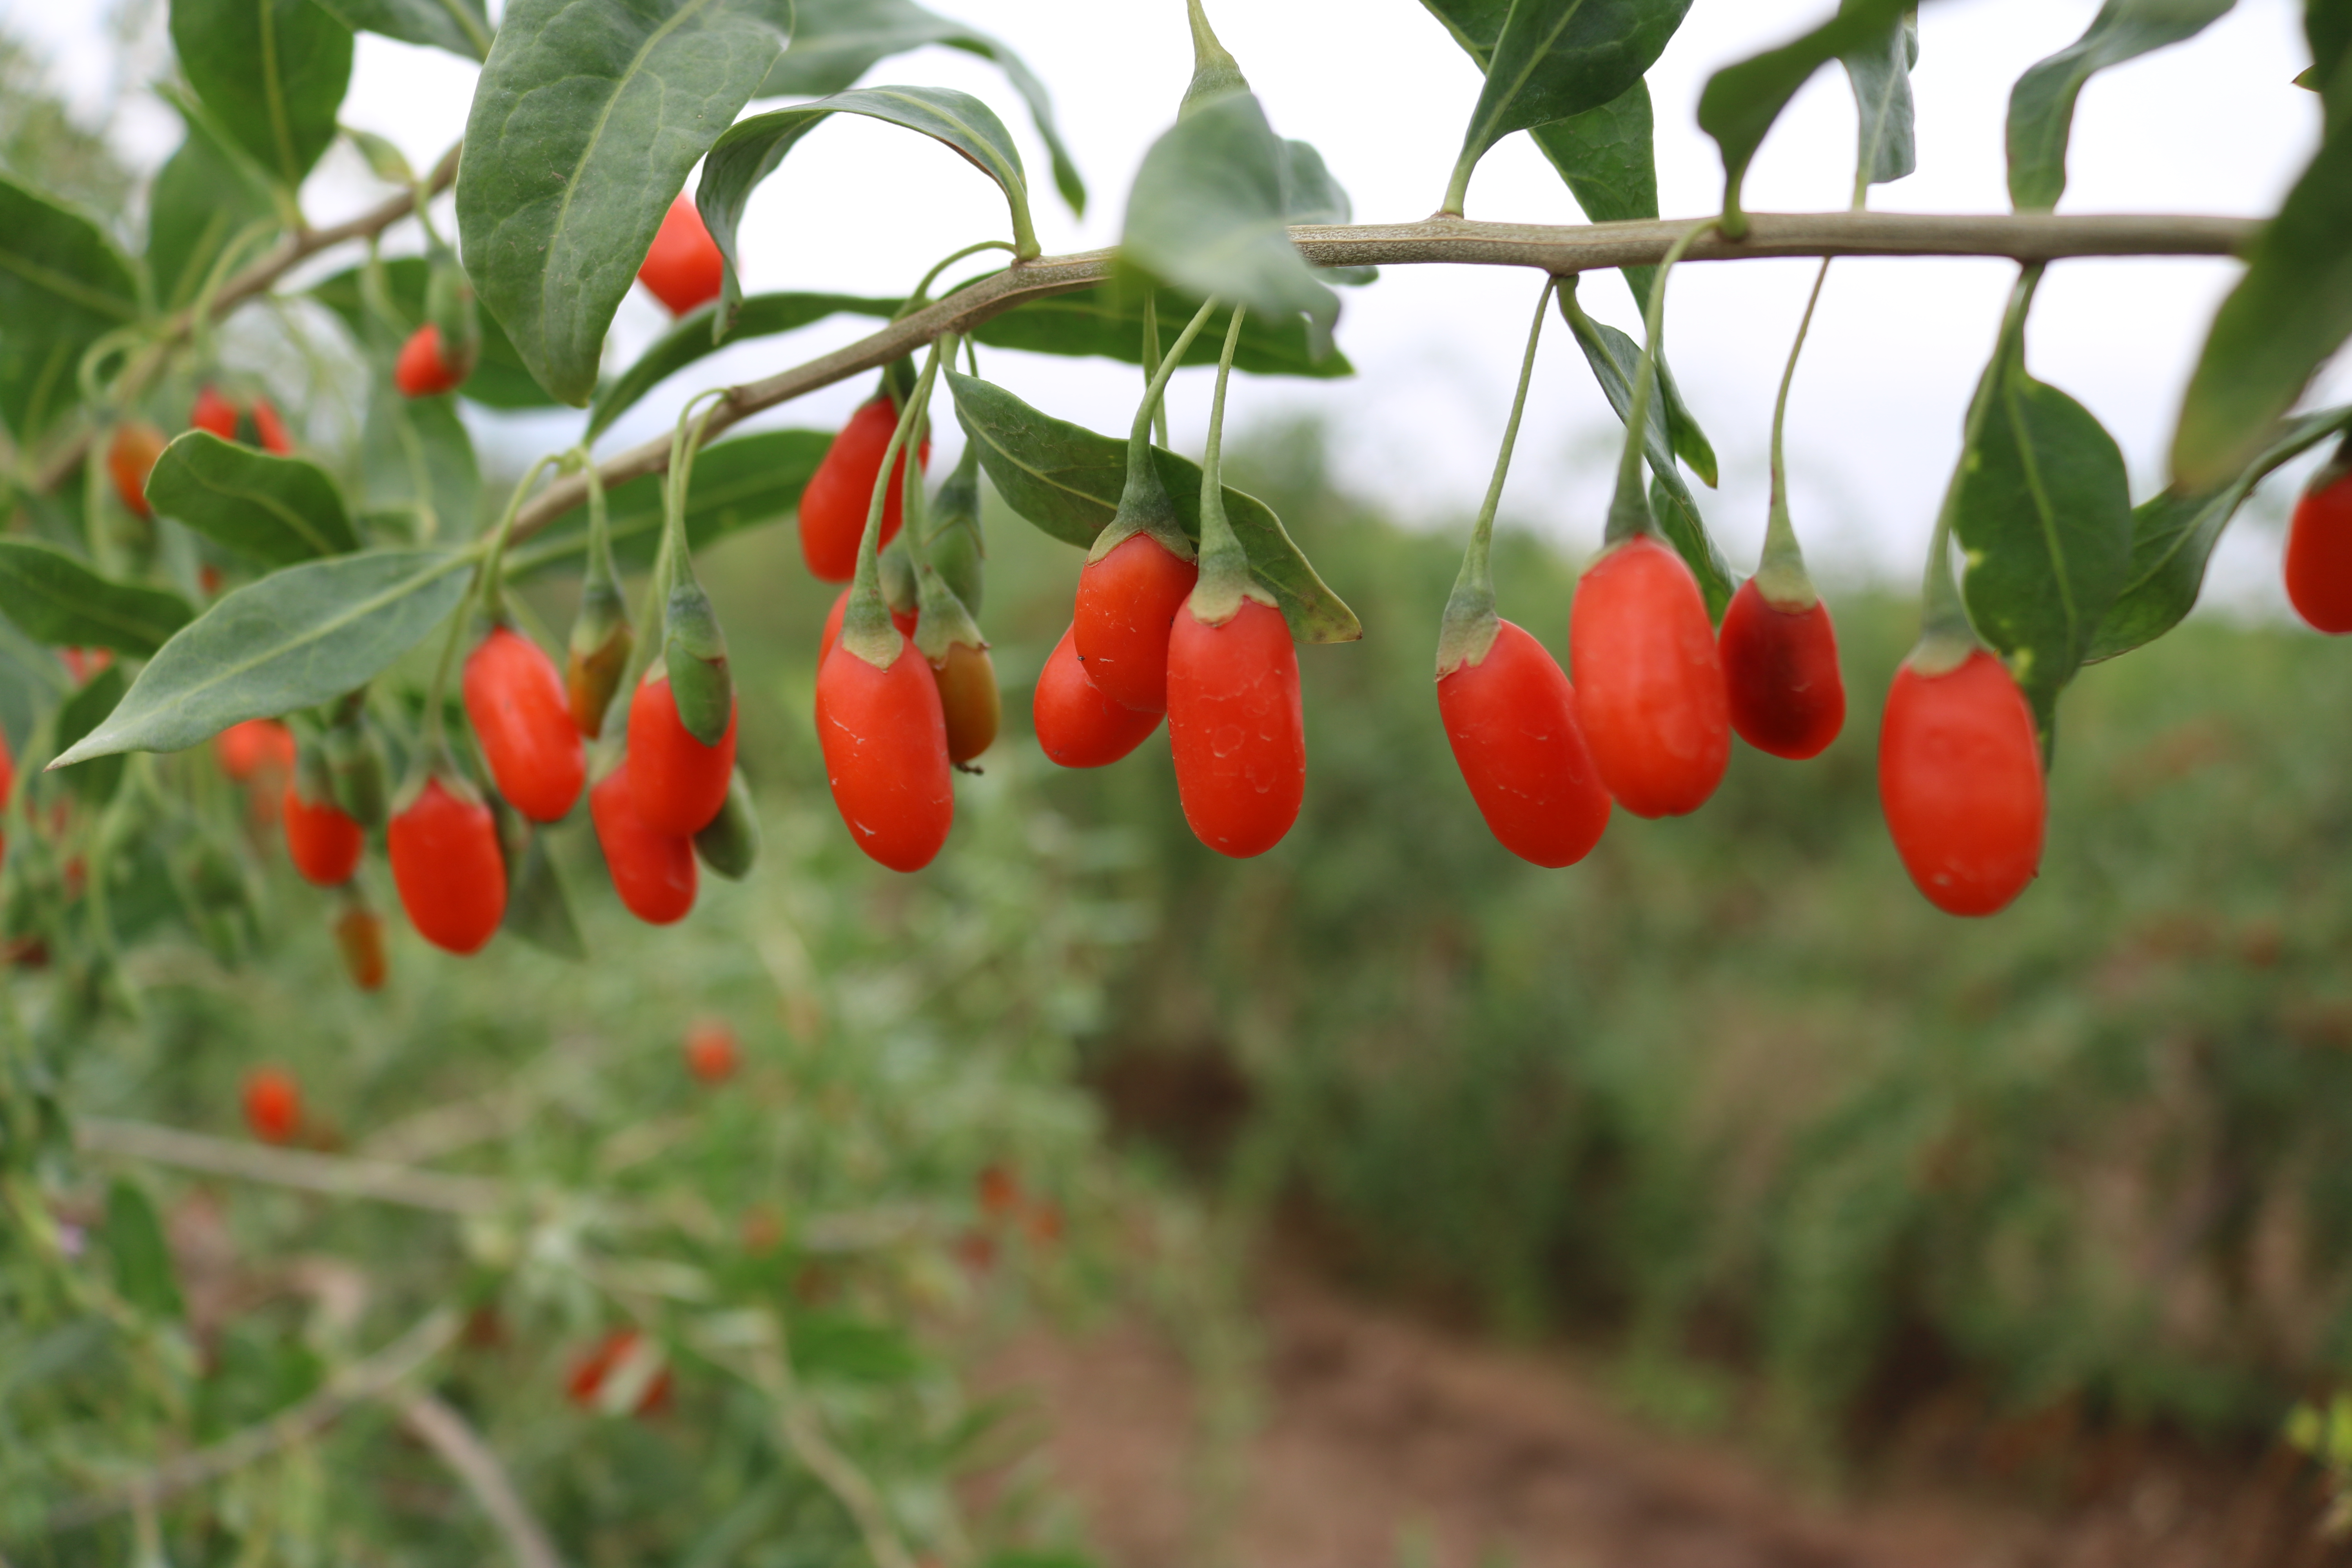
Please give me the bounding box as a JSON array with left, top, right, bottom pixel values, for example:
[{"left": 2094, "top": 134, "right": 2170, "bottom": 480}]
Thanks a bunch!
[
  {"left": 692, "top": 770, "right": 761, "bottom": 881},
  {"left": 1090, "top": 295, "right": 1223, "bottom": 568},
  {"left": 324, "top": 692, "right": 390, "bottom": 829},
  {"left": 841, "top": 339, "right": 947, "bottom": 671},
  {"left": 662, "top": 578, "right": 732, "bottom": 749},
  {"left": 927, "top": 442, "right": 987, "bottom": 616}
]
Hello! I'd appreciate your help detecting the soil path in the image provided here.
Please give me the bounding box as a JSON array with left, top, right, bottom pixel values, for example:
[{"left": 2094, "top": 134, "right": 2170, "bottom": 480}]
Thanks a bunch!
[{"left": 980, "top": 1270, "right": 2338, "bottom": 1568}]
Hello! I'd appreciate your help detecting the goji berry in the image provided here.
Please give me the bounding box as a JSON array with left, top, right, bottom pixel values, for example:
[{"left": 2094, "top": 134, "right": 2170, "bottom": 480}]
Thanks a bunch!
[
  {"left": 977, "top": 1163, "right": 1020, "bottom": 1220},
  {"left": 1878, "top": 648, "right": 2045, "bottom": 916},
  {"left": 1033, "top": 623, "right": 1164, "bottom": 768},
  {"left": 684, "top": 1019, "right": 737, "bottom": 1083},
  {"left": 387, "top": 776, "right": 506, "bottom": 954},
  {"left": 1717, "top": 579, "right": 1846, "bottom": 760},
  {"left": 463, "top": 626, "right": 585, "bottom": 822},
  {"left": 334, "top": 906, "right": 388, "bottom": 991},
  {"left": 797, "top": 397, "right": 928, "bottom": 583},
  {"left": 282, "top": 778, "right": 364, "bottom": 887},
  {"left": 624, "top": 670, "right": 737, "bottom": 836},
  {"left": 589, "top": 764, "right": 697, "bottom": 925},
  {"left": 1166, "top": 597, "right": 1304, "bottom": 858},
  {"left": 249, "top": 396, "right": 292, "bottom": 455},
  {"left": 215, "top": 719, "right": 296, "bottom": 782},
  {"left": 1437, "top": 619, "right": 1612, "bottom": 868},
  {"left": 1569, "top": 535, "right": 1730, "bottom": 818},
  {"left": 931, "top": 642, "right": 1000, "bottom": 765},
  {"left": 394, "top": 323, "right": 466, "bottom": 397},
  {"left": 190, "top": 386, "right": 294, "bottom": 453},
  {"left": 0, "top": 729, "right": 13, "bottom": 873},
  {"left": 1073, "top": 533, "right": 1199, "bottom": 714},
  {"left": 58, "top": 647, "right": 112, "bottom": 685},
  {"left": 189, "top": 384, "right": 238, "bottom": 441},
  {"left": 107, "top": 421, "right": 167, "bottom": 519},
  {"left": 242, "top": 1067, "right": 301, "bottom": 1144},
  {"left": 814, "top": 634, "right": 954, "bottom": 872},
  {"left": 567, "top": 1328, "right": 672, "bottom": 1416},
  {"left": 635, "top": 197, "right": 725, "bottom": 316},
  {"left": 2284, "top": 464, "right": 2352, "bottom": 634}
]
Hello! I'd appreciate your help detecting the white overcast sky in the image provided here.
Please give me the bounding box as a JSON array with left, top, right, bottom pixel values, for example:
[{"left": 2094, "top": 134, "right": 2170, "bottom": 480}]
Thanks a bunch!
[{"left": 5, "top": 0, "right": 2341, "bottom": 605}]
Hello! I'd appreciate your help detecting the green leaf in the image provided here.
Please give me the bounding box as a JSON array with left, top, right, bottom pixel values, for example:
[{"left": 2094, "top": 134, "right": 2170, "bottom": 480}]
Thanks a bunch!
[
  {"left": 1280, "top": 140, "right": 1376, "bottom": 286},
  {"left": 0, "top": 617, "right": 66, "bottom": 753},
  {"left": 0, "top": 176, "right": 140, "bottom": 445},
  {"left": 55, "top": 664, "right": 130, "bottom": 803},
  {"left": 508, "top": 431, "right": 830, "bottom": 578},
  {"left": 698, "top": 86, "right": 1036, "bottom": 332},
  {"left": 1696, "top": 0, "right": 1909, "bottom": 229},
  {"left": 1531, "top": 88, "right": 1659, "bottom": 302},
  {"left": 791, "top": 1312, "right": 924, "bottom": 1385},
  {"left": 2170, "top": 113, "right": 2352, "bottom": 488},
  {"left": 1445, "top": 0, "right": 1692, "bottom": 212},
  {"left": 359, "top": 381, "right": 481, "bottom": 544},
  {"left": 2090, "top": 405, "right": 2352, "bottom": 661},
  {"left": 103, "top": 1180, "right": 185, "bottom": 1321},
  {"left": 1954, "top": 338, "right": 2132, "bottom": 737},
  {"left": 1559, "top": 281, "right": 1724, "bottom": 501},
  {"left": 1647, "top": 476, "right": 1733, "bottom": 623},
  {"left": 946, "top": 370, "right": 1360, "bottom": 644},
  {"left": 310, "top": 0, "right": 492, "bottom": 60},
  {"left": 456, "top": 0, "right": 794, "bottom": 407},
  {"left": 1121, "top": 92, "right": 1339, "bottom": 354},
  {"left": 2310, "top": 1, "right": 2350, "bottom": 119},
  {"left": 0, "top": 543, "right": 194, "bottom": 657},
  {"left": 169, "top": 0, "right": 354, "bottom": 190},
  {"left": 589, "top": 292, "right": 899, "bottom": 441},
  {"left": 2007, "top": 0, "right": 2233, "bottom": 211},
  {"left": 759, "top": 0, "right": 1086, "bottom": 215},
  {"left": 51, "top": 550, "right": 474, "bottom": 766},
  {"left": 145, "top": 432, "right": 359, "bottom": 565},
  {"left": 147, "top": 103, "right": 280, "bottom": 315},
  {"left": 503, "top": 827, "right": 586, "bottom": 960},
  {"left": 310, "top": 258, "right": 553, "bottom": 411},
  {"left": 975, "top": 285, "right": 1352, "bottom": 379},
  {"left": 1841, "top": 7, "right": 1918, "bottom": 190}
]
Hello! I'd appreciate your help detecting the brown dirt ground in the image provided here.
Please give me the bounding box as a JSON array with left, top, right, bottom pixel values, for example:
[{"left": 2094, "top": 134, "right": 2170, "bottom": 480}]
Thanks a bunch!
[{"left": 978, "top": 1268, "right": 2350, "bottom": 1568}]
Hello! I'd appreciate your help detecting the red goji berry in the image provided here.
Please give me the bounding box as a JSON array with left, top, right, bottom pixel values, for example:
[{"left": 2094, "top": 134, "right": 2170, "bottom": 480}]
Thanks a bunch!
[
  {"left": 567, "top": 1328, "right": 672, "bottom": 1416},
  {"left": 334, "top": 906, "right": 388, "bottom": 992},
  {"left": 58, "top": 647, "right": 112, "bottom": 685},
  {"left": 1569, "top": 535, "right": 1730, "bottom": 819},
  {"left": 1437, "top": 619, "right": 1612, "bottom": 868},
  {"left": 1073, "top": 533, "right": 1198, "bottom": 714},
  {"left": 282, "top": 779, "right": 364, "bottom": 887},
  {"left": 394, "top": 323, "right": 466, "bottom": 398},
  {"left": 624, "top": 671, "right": 737, "bottom": 836},
  {"left": 1878, "top": 648, "right": 2045, "bottom": 917},
  {"left": 387, "top": 776, "right": 506, "bottom": 954},
  {"left": 1034, "top": 624, "right": 1164, "bottom": 768},
  {"left": 249, "top": 396, "right": 292, "bottom": 455},
  {"left": 242, "top": 1067, "right": 301, "bottom": 1144},
  {"left": 931, "top": 643, "right": 1000, "bottom": 765},
  {"left": 1717, "top": 579, "right": 1846, "bottom": 760},
  {"left": 977, "top": 1163, "right": 1020, "bottom": 1220},
  {"left": 814, "top": 635, "right": 954, "bottom": 872},
  {"left": 1166, "top": 597, "right": 1305, "bottom": 859},
  {"left": 108, "top": 422, "right": 167, "bottom": 519},
  {"left": 589, "top": 764, "right": 697, "bottom": 925},
  {"left": 190, "top": 384, "right": 239, "bottom": 441},
  {"left": 684, "top": 1019, "right": 737, "bottom": 1083},
  {"left": 215, "top": 719, "right": 296, "bottom": 782},
  {"left": 463, "top": 626, "right": 585, "bottom": 822},
  {"left": 189, "top": 386, "right": 294, "bottom": 453},
  {"left": 2285, "top": 465, "right": 2352, "bottom": 634},
  {"left": 635, "top": 198, "right": 725, "bottom": 316},
  {"left": 797, "top": 398, "right": 928, "bottom": 583}
]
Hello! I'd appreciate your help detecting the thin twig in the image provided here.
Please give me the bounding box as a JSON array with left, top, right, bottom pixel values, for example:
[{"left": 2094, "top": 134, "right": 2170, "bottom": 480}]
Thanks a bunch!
[
  {"left": 397, "top": 1393, "right": 566, "bottom": 1568},
  {"left": 751, "top": 1330, "right": 921, "bottom": 1568},
  {"left": 28, "top": 142, "right": 463, "bottom": 494},
  {"left": 507, "top": 207, "right": 2256, "bottom": 543},
  {"left": 43, "top": 1308, "right": 462, "bottom": 1532},
  {"left": 77, "top": 1116, "right": 510, "bottom": 1215}
]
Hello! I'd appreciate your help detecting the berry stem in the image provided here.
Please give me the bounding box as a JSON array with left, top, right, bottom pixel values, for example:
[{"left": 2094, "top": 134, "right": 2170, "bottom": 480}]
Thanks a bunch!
[
  {"left": 1093, "top": 296, "right": 1221, "bottom": 565},
  {"left": 1140, "top": 293, "right": 1171, "bottom": 449},
  {"left": 1757, "top": 258, "right": 1833, "bottom": 611},
  {"left": 842, "top": 339, "right": 946, "bottom": 669},
  {"left": 1438, "top": 276, "right": 1555, "bottom": 677},
  {"left": 896, "top": 240, "right": 1015, "bottom": 321},
  {"left": 1606, "top": 219, "right": 1717, "bottom": 548},
  {"left": 1185, "top": 305, "right": 1261, "bottom": 626}
]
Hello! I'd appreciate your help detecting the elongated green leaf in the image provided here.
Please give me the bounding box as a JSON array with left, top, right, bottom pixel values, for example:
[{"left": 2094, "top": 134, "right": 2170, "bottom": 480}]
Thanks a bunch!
[
  {"left": 359, "top": 381, "right": 481, "bottom": 543},
  {"left": 0, "top": 543, "right": 193, "bottom": 657},
  {"left": 457, "top": 0, "right": 794, "bottom": 407},
  {"left": 309, "top": 258, "right": 552, "bottom": 411},
  {"left": 976, "top": 285, "right": 1352, "bottom": 379},
  {"left": 51, "top": 550, "right": 473, "bottom": 765},
  {"left": 0, "top": 176, "right": 140, "bottom": 444},
  {"left": 1280, "top": 140, "right": 1376, "bottom": 286},
  {"left": 1842, "top": 7, "right": 1918, "bottom": 190},
  {"left": 1954, "top": 340, "right": 2132, "bottom": 736},
  {"left": 1122, "top": 93, "right": 1339, "bottom": 354},
  {"left": 946, "top": 370, "right": 1360, "bottom": 643},
  {"left": 590, "top": 293, "right": 899, "bottom": 440},
  {"left": 55, "top": 665, "right": 130, "bottom": 802},
  {"left": 2007, "top": 0, "right": 2232, "bottom": 211},
  {"left": 2090, "top": 406, "right": 2352, "bottom": 661},
  {"left": 0, "top": 617, "right": 66, "bottom": 752},
  {"left": 104, "top": 1181, "right": 185, "bottom": 1321},
  {"left": 2170, "top": 115, "right": 2352, "bottom": 488},
  {"left": 170, "top": 0, "right": 354, "bottom": 190},
  {"left": 1446, "top": 0, "right": 1691, "bottom": 210},
  {"left": 759, "top": 0, "right": 1085, "bottom": 214},
  {"left": 147, "top": 103, "right": 280, "bottom": 315},
  {"left": 310, "top": 0, "right": 492, "bottom": 60},
  {"left": 2310, "top": 2, "right": 2350, "bottom": 120},
  {"left": 1697, "top": 0, "right": 1908, "bottom": 227},
  {"left": 145, "top": 432, "right": 359, "bottom": 565},
  {"left": 508, "top": 430, "right": 830, "bottom": 577},
  {"left": 698, "top": 86, "right": 1035, "bottom": 331},
  {"left": 1559, "top": 280, "right": 1723, "bottom": 501}
]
